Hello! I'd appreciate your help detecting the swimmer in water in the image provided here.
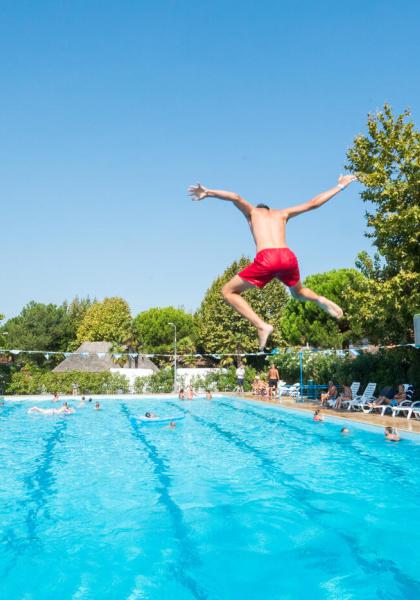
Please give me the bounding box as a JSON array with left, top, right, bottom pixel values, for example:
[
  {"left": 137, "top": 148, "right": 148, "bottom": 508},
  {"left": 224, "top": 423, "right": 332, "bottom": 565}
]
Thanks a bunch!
[
  {"left": 341, "top": 427, "right": 350, "bottom": 434},
  {"left": 166, "top": 421, "right": 177, "bottom": 429},
  {"left": 205, "top": 390, "right": 212, "bottom": 400},
  {"left": 384, "top": 426, "right": 400, "bottom": 442},
  {"left": 28, "top": 403, "right": 75, "bottom": 415},
  {"left": 178, "top": 388, "right": 185, "bottom": 400},
  {"left": 52, "top": 392, "right": 59, "bottom": 402},
  {"left": 145, "top": 411, "right": 158, "bottom": 419},
  {"left": 313, "top": 408, "right": 324, "bottom": 422},
  {"left": 187, "top": 385, "right": 196, "bottom": 400},
  {"left": 95, "top": 402, "right": 101, "bottom": 410},
  {"left": 188, "top": 175, "right": 357, "bottom": 349}
]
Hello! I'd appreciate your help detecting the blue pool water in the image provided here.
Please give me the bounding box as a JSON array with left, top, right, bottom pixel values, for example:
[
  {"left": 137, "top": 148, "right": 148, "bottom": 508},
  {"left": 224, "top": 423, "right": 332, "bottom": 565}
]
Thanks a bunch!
[{"left": 1, "top": 397, "right": 419, "bottom": 599}]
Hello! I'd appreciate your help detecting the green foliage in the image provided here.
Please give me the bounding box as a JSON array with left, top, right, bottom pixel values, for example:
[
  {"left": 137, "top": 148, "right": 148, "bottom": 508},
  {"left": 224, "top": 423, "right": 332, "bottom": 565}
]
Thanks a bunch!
[
  {"left": 195, "top": 257, "right": 289, "bottom": 353},
  {"left": 76, "top": 297, "right": 132, "bottom": 344},
  {"left": 334, "top": 348, "right": 420, "bottom": 396},
  {"left": 1, "top": 302, "right": 73, "bottom": 352},
  {"left": 64, "top": 297, "right": 96, "bottom": 350},
  {"left": 203, "top": 365, "right": 257, "bottom": 392},
  {"left": 280, "top": 269, "right": 366, "bottom": 348},
  {"left": 133, "top": 306, "right": 196, "bottom": 354},
  {"left": 7, "top": 369, "right": 129, "bottom": 395},
  {"left": 269, "top": 347, "right": 419, "bottom": 395},
  {"left": 270, "top": 351, "right": 346, "bottom": 385},
  {"left": 346, "top": 105, "right": 420, "bottom": 343},
  {"left": 134, "top": 368, "right": 174, "bottom": 393}
]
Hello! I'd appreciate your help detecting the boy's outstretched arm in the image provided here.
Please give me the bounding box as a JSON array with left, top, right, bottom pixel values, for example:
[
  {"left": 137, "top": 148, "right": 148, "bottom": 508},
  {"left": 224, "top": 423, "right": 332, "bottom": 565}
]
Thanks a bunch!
[
  {"left": 188, "top": 183, "right": 254, "bottom": 218},
  {"left": 283, "top": 174, "right": 357, "bottom": 220}
]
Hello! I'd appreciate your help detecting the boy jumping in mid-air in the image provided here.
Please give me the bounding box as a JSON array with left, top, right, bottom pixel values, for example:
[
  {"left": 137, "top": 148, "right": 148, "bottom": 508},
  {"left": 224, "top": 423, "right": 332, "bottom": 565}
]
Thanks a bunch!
[{"left": 188, "top": 174, "right": 357, "bottom": 350}]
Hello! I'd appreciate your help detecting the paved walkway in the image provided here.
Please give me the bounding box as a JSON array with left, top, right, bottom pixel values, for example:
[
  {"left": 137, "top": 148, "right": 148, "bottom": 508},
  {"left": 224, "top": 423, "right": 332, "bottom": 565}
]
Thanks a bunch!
[{"left": 239, "top": 393, "right": 420, "bottom": 434}]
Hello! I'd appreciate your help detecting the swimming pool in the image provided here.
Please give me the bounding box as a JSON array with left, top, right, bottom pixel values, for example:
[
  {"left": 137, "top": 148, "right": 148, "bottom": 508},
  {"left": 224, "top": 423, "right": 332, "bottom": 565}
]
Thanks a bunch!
[{"left": 1, "top": 397, "right": 419, "bottom": 599}]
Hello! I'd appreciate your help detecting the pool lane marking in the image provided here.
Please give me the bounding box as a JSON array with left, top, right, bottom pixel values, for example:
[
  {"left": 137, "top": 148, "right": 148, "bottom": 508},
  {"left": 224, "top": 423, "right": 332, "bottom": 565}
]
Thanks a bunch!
[
  {"left": 218, "top": 400, "right": 407, "bottom": 479},
  {"left": 0, "top": 418, "right": 69, "bottom": 579},
  {"left": 120, "top": 403, "right": 208, "bottom": 600},
  {"left": 168, "top": 402, "right": 420, "bottom": 593}
]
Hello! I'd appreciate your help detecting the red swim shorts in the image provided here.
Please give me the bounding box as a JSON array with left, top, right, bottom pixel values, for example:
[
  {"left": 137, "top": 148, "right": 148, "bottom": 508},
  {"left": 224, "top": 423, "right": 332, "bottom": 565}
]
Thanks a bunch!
[{"left": 238, "top": 248, "right": 300, "bottom": 288}]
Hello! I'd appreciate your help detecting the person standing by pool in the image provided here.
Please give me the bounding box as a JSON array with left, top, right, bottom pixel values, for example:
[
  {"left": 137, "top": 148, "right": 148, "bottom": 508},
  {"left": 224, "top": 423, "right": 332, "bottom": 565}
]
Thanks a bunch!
[
  {"left": 236, "top": 363, "right": 245, "bottom": 393},
  {"left": 188, "top": 175, "right": 357, "bottom": 349},
  {"left": 267, "top": 363, "right": 280, "bottom": 398}
]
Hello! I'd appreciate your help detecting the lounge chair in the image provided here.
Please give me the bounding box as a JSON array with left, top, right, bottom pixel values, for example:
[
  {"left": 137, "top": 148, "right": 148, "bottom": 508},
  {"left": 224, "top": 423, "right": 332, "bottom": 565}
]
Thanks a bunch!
[
  {"left": 408, "top": 402, "right": 420, "bottom": 419},
  {"left": 347, "top": 382, "right": 377, "bottom": 411}
]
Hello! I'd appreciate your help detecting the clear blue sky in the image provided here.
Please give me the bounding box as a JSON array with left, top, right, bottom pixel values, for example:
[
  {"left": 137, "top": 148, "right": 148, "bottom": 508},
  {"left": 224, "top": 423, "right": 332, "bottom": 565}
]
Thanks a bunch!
[{"left": 1, "top": 0, "right": 419, "bottom": 320}]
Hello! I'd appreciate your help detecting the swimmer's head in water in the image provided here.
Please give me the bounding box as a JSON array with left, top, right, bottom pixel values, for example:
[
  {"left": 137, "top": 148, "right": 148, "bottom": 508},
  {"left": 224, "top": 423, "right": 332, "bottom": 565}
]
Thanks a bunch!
[
  {"left": 145, "top": 412, "right": 151, "bottom": 418},
  {"left": 385, "top": 426, "right": 393, "bottom": 434},
  {"left": 256, "top": 203, "right": 270, "bottom": 210}
]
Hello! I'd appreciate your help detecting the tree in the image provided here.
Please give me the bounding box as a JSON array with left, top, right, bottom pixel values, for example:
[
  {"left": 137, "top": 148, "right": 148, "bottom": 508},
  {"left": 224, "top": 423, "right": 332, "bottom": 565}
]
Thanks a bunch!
[
  {"left": 195, "top": 257, "right": 289, "bottom": 354},
  {"left": 280, "top": 269, "right": 366, "bottom": 348},
  {"left": 133, "top": 306, "right": 196, "bottom": 354},
  {"left": 346, "top": 105, "right": 420, "bottom": 343},
  {"left": 76, "top": 297, "right": 132, "bottom": 344},
  {"left": 64, "top": 296, "right": 96, "bottom": 349},
  {"left": 1, "top": 302, "right": 73, "bottom": 351}
]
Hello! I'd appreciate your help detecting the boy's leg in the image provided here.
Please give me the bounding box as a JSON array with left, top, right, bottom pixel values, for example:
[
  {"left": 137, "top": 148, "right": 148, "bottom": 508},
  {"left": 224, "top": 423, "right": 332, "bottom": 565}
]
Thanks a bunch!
[
  {"left": 222, "top": 275, "right": 273, "bottom": 350},
  {"left": 289, "top": 281, "right": 343, "bottom": 319}
]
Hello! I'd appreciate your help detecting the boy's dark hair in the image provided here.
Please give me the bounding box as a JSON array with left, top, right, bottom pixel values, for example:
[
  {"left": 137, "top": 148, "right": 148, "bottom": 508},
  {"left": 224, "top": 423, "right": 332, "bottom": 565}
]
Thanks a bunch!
[{"left": 256, "top": 203, "right": 270, "bottom": 210}]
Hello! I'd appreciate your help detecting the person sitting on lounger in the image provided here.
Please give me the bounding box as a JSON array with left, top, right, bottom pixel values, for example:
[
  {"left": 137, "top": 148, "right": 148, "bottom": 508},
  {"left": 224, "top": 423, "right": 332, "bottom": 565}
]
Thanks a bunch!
[
  {"left": 384, "top": 426, "right": 400, "bottom": 442},
  {"left": 320, "top": 381, "right": 337, "bottom": 407},
  {"left": 313, "top": 408, "right": 324, "bottom": 422},
  {"left": 334, "top": 384, "right": 352, "bottom": 410},
  {"left": 367, "top": 385, "right": 395, "bottom": 409},
  {"left": 393, "top": 384, "right": 406, "bottom": 404}
]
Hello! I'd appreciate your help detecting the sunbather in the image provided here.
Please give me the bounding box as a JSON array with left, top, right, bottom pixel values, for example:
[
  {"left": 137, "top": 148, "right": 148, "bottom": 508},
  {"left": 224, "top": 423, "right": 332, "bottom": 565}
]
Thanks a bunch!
[
  {"left": 334, "top": 384, "right": 352, "bottom": 410},
  {"left": 320, "top": 381, "right": 337, "bottom": 407},
  {"left": 393, "top": 384, "right": 406, "bottom": 404}
]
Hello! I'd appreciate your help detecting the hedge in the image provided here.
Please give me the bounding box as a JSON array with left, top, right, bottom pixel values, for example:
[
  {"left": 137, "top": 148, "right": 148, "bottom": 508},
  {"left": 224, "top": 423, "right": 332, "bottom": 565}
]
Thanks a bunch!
[{"left": 7, "top": 370, "right": 130, "bottom": 395}]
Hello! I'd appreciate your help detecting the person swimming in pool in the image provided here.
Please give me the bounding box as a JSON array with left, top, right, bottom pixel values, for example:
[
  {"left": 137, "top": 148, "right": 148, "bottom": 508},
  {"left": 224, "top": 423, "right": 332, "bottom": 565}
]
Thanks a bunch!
[
  {"left": 145, "top": 412, "right": 159, "bottom": 419},
  {"left": 384, "top": 426, "right": 400, "bottom": 442},
  {"left": 188, "top": 174, "right": 357, "bottom": 349},
  {"left": 313, "top": 408, "right": 324, "bottom": 422},
  {"left": 28, "top": 403, "right": 75, "bottom": 415}
]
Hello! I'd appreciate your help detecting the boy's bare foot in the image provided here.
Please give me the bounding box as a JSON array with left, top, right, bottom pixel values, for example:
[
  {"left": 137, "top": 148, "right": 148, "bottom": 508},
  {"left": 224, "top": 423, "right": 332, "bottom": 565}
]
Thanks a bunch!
[
  {"left": 258, "top": 324, "right": 273, "bottom": 351},
  {"left": 317, "top": 296, "right": 343, "bottom": 320}
]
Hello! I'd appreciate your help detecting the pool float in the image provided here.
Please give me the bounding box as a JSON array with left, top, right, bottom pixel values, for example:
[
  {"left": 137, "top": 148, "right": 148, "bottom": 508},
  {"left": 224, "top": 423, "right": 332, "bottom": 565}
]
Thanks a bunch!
[{"left": 137, "top": 415, "right": 185, "bottom": 425}]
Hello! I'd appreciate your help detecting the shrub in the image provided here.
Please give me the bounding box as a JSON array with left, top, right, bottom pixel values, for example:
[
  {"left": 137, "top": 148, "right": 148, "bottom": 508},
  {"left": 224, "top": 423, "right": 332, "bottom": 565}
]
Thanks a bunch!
[
  {"left": 6, "top": 370, "right": 130, "bottom": 395},
  {"left": 134, "top": 368, "right": 174, "bottom": 394}
]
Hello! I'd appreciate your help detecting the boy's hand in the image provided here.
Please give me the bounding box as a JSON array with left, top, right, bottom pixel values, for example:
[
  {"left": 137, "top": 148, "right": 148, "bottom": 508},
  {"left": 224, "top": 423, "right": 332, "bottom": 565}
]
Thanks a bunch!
[
  {"left": 188, "top": 183, "right": 208, "bottom": 200},
  {"left": 338, "top": 174, "right": 357, "bottom": 188}
]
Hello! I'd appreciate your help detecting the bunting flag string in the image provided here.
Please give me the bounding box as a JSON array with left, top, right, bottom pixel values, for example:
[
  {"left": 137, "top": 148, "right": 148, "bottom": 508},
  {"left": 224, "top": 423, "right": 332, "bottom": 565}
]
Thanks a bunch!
[{"left": 0, "top": 342, "right": 417, "bottom": 360}]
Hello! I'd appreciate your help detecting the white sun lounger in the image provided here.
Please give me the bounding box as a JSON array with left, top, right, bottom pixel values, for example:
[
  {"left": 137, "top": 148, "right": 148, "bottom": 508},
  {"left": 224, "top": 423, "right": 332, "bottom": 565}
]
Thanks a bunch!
[{"left": 347, "top": 382, "right": 377, "bottom": 411}]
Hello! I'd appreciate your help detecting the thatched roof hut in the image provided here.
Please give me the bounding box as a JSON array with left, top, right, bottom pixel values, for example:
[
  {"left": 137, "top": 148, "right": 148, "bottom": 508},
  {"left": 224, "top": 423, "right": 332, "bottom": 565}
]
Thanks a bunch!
[{"left": 53, "top": 342, "right": 158, "bottom": 373}]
